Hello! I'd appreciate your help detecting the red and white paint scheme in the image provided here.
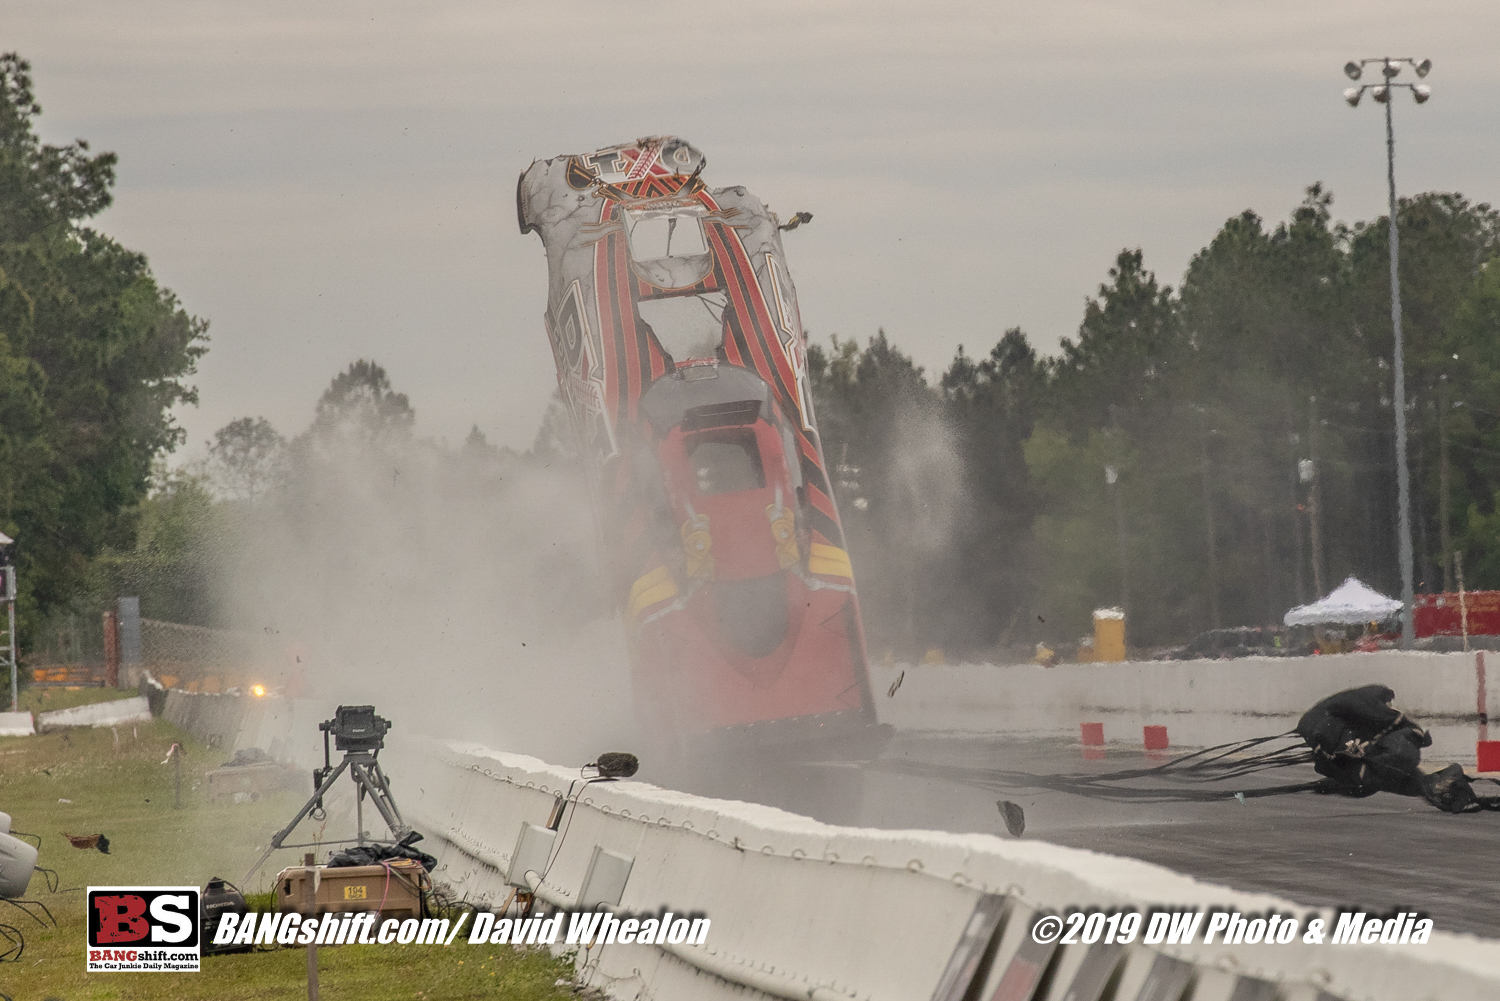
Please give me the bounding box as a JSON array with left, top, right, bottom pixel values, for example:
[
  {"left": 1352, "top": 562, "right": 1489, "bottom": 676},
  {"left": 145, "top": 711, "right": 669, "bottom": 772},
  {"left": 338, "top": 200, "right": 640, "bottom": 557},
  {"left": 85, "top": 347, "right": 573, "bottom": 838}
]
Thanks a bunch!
[{"left": 517, "top": 137, "right": 882, "bottom": 753}]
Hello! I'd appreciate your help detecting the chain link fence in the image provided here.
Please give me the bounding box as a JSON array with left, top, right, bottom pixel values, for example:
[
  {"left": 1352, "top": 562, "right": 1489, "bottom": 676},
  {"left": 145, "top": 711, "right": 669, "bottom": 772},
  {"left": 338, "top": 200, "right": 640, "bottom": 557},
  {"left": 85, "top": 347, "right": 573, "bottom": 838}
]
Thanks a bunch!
[
  {"left": 135, "top": 619, "right": 289, "bottom": 693},
  {"left": 26, "top": 609, "right": 109, "bottom": 687},
  {"left": 27, "top": 604, "right": 295, "bottom": 692}
]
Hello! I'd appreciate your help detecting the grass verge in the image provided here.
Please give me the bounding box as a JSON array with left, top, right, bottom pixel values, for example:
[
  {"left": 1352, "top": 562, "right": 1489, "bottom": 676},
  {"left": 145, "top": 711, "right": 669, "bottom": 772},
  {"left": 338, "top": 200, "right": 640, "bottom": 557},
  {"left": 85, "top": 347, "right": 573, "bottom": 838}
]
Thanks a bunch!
[{"left": 0, "top": 718, "right": 582, "bottom": 999}]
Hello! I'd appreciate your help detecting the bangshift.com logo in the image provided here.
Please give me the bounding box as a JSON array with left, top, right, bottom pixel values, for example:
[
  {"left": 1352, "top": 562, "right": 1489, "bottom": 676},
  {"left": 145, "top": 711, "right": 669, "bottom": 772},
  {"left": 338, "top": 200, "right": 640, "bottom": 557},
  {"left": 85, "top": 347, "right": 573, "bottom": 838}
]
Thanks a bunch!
[{"left": 86, "top": 887, "right": 200, "bottom": 972}]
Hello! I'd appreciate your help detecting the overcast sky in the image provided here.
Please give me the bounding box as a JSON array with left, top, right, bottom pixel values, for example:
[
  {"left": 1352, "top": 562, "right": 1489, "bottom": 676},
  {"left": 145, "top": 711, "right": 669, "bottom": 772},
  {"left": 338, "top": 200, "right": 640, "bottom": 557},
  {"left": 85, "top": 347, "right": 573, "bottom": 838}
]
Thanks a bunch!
[{"left": 9, "top": 1, "right": 1498, "bottom": 456}]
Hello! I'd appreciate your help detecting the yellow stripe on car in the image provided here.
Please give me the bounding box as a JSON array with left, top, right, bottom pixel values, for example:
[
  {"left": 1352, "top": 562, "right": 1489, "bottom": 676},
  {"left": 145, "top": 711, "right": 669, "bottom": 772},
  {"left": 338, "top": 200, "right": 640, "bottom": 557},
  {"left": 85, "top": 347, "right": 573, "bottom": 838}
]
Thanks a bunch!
[
  {"left": 808, "top": 542, "right": 854, "bottom": 579},
  {"left": 628, "top": 565, "right": 679, "bottom": 619}
]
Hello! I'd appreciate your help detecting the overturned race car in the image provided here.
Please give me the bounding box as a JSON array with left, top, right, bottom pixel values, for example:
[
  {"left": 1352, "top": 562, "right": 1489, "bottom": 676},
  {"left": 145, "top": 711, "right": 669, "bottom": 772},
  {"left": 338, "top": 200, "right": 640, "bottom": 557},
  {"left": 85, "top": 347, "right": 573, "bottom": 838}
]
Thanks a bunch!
[{"left": 516, "top": 137, "right": 884, "bottom": 759}]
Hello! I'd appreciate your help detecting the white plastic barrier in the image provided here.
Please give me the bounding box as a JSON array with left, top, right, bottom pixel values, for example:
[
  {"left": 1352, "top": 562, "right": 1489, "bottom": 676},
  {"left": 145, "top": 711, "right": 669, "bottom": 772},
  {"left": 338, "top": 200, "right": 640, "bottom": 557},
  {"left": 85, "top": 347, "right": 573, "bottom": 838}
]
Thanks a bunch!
[
  {"left": 36, "top": 695, "right": 152, "bottom": 731},
  {"left": 393, "top": 740, "right": 1500, "bottom": 1001},
  {"left": 0, "top": 711, "right": 33, "bottom": 737},
  {"left": 871, "top": 652, "right": 1494, "bottom": 759}
]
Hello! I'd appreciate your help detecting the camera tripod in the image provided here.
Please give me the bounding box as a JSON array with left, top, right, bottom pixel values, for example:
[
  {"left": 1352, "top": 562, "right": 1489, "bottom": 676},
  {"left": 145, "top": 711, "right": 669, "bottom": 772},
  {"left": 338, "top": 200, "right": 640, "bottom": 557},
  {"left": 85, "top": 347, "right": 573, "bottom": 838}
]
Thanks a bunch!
[{"left": 243, "top": 706, "right": 410, "bottom": 883}]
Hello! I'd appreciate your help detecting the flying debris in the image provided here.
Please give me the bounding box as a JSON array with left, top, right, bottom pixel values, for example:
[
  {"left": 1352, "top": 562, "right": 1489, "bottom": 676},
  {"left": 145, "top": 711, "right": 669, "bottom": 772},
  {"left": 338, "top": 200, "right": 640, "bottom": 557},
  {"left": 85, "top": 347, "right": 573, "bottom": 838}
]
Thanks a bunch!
[
  {"left": 62, "top": 832, "right": 110, "bottom": 854},
  {"left": 517, "top": 138, "right": 883, "bottom": 756},
  {"left": 777, "top": 211, "right": 813, "bottom": 232},
  {"left": 997, "top": 800, "right": 1026, "bottom": 837}
]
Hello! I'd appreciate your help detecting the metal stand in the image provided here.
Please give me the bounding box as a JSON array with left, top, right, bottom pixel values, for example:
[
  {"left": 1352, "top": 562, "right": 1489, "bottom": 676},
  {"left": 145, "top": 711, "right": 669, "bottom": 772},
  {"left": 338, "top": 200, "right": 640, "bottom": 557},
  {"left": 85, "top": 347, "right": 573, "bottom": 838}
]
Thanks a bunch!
[{"left": 243, "top": 724, "right": 409, "bottom": 884}]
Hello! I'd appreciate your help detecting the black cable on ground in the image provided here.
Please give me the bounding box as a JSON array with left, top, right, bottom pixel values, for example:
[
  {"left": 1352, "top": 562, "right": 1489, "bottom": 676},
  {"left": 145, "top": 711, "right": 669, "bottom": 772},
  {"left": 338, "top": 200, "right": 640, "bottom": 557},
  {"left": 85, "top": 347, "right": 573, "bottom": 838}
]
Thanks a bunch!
[
  {"left": 33, "top": 866, "right": 58, "bottom": 892},
  {"left": 875, "top": 757, "right": 1325, "bottom": 804},
  {"left": 1, "top": 897, "right": 56, "bottom": 928},
  {"left": 874, "top": 731, "right": 1500, "bottom": 811},
  {"left": 1070, "top": 732, "right": 1309, "bottom": 783},
  {"left": 0, "top": 922, "right": 22, "bottom": 964}
]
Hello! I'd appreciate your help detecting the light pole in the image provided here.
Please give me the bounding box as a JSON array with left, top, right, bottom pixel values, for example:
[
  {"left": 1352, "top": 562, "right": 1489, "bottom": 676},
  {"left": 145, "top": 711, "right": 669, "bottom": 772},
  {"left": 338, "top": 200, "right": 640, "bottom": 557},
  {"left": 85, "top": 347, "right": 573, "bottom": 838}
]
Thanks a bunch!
[
  {"left": 1343, "top": 56, "right": 1431, "bottom": 649},
  {"left": 0, "top": 532, "right": 15, "bottom": 712},
  {"left": 1105, "top": 464, "right": 1128, "bottom": 633}
]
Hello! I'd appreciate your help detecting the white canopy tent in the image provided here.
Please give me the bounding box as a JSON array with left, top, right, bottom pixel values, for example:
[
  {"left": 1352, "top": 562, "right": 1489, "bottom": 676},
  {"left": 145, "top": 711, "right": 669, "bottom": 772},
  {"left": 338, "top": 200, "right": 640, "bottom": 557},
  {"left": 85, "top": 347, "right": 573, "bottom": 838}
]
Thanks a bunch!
[{"left": 1284, "top": 576, "right": 1402, "bottom": 627}]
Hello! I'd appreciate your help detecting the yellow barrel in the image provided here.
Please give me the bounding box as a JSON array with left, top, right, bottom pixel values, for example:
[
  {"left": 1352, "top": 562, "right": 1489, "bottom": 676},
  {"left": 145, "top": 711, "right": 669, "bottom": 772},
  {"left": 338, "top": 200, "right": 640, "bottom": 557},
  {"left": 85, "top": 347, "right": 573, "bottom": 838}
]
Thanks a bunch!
[{"left": 1093, "top": 608, "right": 1126, "bottom": 662}]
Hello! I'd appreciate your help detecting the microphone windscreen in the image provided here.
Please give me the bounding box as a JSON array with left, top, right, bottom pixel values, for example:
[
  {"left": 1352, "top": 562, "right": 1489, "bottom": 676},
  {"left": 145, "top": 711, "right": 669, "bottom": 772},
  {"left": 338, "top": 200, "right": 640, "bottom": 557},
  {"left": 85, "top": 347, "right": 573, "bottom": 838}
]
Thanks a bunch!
[{"left": 596, "top": 752, "right": 639, "bottom": 778}]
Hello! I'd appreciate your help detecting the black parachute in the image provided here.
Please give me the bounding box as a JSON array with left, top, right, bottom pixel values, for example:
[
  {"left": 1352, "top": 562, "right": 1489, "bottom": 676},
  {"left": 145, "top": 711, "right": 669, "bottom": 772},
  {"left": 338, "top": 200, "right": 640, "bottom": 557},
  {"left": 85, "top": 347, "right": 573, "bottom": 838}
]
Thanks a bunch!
[
  {"left": 873, "top": 684, "right": 1500, "bottom": 813},
  {"left": 1297, "top": 684, "right": 1498, "bottom": 813}
]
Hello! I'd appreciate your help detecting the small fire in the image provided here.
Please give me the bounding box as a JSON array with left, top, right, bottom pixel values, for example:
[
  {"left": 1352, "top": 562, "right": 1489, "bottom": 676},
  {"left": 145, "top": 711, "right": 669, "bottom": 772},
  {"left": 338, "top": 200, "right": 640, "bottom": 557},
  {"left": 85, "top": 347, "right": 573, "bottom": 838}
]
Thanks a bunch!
[{"left": 251, "top": 684, "right": 266, "bottom": 698}]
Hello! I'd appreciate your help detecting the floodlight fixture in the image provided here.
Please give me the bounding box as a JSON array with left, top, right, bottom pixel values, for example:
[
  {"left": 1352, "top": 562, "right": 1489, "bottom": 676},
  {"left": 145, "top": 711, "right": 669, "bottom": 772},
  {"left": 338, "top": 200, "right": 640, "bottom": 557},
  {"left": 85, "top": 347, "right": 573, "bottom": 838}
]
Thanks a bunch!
[
  {"left": 1372, "top": 85, "right": 1390, "bottom": 104},
  {"left": 1344, "top": 87, "right": 1362, "bottom": 107},
  {"left": 1414, "top": 58, "right": 1432, "bottom": 78},
  {"left": 1381, "top": 60, "right": 1402, "bottom": 79},
  {"left": 1413, "top": 84, "right": 1431, "bottom": 104},
  {"left": 1344, "top": 61, "right": 1362, "bottom": 80}
]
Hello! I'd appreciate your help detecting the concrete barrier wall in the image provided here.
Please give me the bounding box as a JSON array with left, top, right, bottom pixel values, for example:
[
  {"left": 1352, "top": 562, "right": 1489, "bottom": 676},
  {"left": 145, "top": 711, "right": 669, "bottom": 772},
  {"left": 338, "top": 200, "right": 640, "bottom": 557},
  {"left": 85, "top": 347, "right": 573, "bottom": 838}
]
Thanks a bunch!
[
  {"left": 146, "top": 688, "right": 1500, "bottom": 998},
  {"left": 156, "top": 690, "right": 328, "bottom": 765},
  {"left": 0, "top": 711, "right": 33, "bottom": 736},
  {"left": 35, "top": 695, "right": 152, "bottom": 731},
  {"left": 394, "top": 740, "right": 1500, "bottom": 1001},
  {"left": 871, "top": 651, "right": 1494, "bottom": 761},
  {"left": 164, "top": 649, "right": 1492, "bottom": 755},
  {"left": 161, "top": 689, "right": 248, "bottom": 747}
]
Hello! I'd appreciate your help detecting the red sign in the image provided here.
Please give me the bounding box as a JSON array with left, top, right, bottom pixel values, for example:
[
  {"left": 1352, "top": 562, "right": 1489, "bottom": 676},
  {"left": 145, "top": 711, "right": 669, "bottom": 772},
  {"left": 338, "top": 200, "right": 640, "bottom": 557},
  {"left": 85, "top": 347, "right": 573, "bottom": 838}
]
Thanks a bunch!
[{"left": 1413, "top": 591, "right": 1500, "bottom": 638}]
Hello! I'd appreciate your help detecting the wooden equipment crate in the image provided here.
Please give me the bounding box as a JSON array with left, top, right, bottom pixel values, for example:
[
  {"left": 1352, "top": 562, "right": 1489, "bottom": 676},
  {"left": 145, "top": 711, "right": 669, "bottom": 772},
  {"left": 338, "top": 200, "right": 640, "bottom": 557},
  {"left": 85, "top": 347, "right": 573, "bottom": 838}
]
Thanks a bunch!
[
  {"left": 205, "top": 762, "right": 301, "bottom": 804},
  {"left": 274, "top": 862, "right": 426, "bottom": 920}
]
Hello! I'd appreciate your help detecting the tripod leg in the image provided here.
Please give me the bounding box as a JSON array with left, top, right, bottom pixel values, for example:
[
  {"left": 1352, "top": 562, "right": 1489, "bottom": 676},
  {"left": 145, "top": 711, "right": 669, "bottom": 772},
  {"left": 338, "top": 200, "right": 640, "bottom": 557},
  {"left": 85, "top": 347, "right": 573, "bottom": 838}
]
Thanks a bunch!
[
  {"left": 243, "top": 759, "right": 352, "bottom": 884},
  {"left": 353, "top": 762, "right": 409, "bottom": 840}
]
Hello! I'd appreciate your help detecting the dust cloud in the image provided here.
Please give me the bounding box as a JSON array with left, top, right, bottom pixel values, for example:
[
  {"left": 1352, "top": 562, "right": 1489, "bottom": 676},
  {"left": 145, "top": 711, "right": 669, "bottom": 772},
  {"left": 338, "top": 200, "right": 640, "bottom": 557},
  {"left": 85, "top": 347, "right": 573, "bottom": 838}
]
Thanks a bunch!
[{"left": 214, "top": 402, "right": 641, "bottom": 771}]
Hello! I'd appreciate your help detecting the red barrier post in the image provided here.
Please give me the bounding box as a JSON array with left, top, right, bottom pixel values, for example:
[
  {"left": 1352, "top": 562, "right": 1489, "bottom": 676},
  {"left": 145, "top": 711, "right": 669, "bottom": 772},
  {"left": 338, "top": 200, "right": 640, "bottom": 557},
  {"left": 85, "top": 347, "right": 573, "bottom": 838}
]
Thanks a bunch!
[
  {"left": 1080, "top": 722, "right": 1105, "bottom": 760},
  {"left": 1143, "top": 725, "right": 1169, "bottom": 751}
]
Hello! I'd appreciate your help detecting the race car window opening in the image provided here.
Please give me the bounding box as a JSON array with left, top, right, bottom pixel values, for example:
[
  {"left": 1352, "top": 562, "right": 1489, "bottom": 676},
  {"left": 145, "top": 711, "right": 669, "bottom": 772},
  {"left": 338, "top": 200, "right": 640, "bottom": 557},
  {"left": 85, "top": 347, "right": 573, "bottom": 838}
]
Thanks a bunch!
[
  {"left": 625, "top": 210, "right": 713, "bottom": 288},
  {"left": 688, "top": 431, "right": 765, "bottom": 496},
  {"left": 630, "top": 213, "right": 707, "bottom": 259},
  {"left": 638, "top": 293, "right": 727, "bottom": 364}
]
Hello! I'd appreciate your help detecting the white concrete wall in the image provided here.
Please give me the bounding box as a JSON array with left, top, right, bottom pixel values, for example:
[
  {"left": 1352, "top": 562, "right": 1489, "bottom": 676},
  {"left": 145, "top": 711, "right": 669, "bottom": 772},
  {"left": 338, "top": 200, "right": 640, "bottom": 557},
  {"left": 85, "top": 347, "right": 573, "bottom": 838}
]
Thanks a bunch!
[
  {"left": 870, "top": 651, "right": 1494, "bottom": 761},
  {"left": 0, "top": 711, "right": 33, "bottom": 737},
  {"left": 36, "top": 695, "right": 151, "bottom": 730},
  {"left": 393, "top": 740, "right": 1500, "bottom": 1001},
  {"left": 166, "top": 688, "right": 1500, "bottom": 999}
]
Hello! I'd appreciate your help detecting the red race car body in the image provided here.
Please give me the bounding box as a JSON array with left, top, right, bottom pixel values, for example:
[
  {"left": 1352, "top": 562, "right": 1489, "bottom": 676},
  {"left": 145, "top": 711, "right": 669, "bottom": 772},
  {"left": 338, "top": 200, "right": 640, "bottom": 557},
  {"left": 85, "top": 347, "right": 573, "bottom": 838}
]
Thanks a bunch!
[{"left": 517, "top": 137, "right": 881, "bottom": 753}]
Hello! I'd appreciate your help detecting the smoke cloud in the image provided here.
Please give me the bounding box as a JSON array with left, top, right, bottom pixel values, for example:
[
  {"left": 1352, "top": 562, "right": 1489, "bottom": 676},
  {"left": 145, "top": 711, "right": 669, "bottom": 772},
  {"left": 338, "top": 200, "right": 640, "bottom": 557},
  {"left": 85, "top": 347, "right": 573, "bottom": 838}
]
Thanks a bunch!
[{"left": 212, "top": 390, "right": 640, "bottom": 770}]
